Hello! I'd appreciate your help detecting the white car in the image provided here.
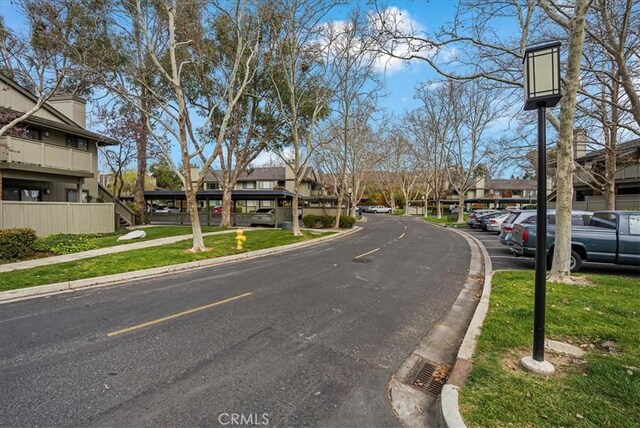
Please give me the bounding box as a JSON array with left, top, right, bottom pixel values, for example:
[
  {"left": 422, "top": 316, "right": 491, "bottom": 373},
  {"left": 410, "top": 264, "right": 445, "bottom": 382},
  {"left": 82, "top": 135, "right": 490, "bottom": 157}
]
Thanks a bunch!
[
  {"left": 154, "top": 206, "right": 181, "bottom": 213},
  {"left": 369, "top": 205, "right": 392, "bottom": 214},
  {"left": 486, "top": 213, "right": 510, "bottom": 233}
]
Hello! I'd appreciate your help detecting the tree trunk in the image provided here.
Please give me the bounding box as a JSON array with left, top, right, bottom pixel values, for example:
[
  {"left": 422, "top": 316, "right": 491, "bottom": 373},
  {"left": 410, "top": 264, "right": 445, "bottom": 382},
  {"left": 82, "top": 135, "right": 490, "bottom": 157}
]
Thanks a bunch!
[
  {"left": 604, "top": 78, "right": 619, "bottom": 211},
  {"left": 457, "top": 195, "right": 465, "bottom": 223},
  {"left": 436, "top": 199, "right": 442, "bottom": 218},
  {"left": 220, "top": 184, "right": 233, "bottom": 228},
  {"left": 334, "top": 192, "right": 344, "bottom": 228},
  {"left": 549, "top": 0, "right": 590, "bottom": 283},
  {"left": 133, "top": 115, "right": 148, "bottom": 225},
  {"left": 292, "top": 179, "right": 302, "bottom": 236},
  {"left": 404, "top": 198, "right": 409, "bottom": 215},
  {"left": 185, "top": 186, "right": 205, "bottom": 252}
]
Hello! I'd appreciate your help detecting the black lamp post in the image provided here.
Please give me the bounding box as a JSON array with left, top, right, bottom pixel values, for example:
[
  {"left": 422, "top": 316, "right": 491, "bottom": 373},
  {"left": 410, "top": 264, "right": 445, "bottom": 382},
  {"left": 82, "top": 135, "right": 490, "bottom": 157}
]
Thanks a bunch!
[{"left": 521, "top": 41, "right": 562, "bottom": 375}]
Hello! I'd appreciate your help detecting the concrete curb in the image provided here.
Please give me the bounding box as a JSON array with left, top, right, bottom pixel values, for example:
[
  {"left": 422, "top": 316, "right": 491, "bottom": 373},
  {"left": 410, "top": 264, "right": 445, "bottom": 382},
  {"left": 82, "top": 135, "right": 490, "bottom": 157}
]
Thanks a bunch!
[
  {"left": 0, "top": 227, "right": 361, "bottom": 304},
  {"left": 435, "top": 225, "right": 493, "bottom": 428},
  {"left": 388, "top": 221, "right": 485, "bottom": 427}
]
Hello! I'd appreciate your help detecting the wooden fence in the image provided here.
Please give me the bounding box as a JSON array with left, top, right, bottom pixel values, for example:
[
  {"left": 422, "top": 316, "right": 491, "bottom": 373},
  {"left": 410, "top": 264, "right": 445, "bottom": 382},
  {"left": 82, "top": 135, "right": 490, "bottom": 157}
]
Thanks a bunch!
[{"left": 0, "top": 201, "right": 115, "bottom": 236}]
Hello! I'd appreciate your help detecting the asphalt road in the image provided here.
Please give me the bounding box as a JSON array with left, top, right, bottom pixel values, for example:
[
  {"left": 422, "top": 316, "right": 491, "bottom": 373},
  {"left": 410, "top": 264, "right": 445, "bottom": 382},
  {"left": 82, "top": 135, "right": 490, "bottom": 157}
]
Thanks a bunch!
[
  {"left": 465, "top": 226, "right": 640, "bottom": 277},
  {"left": 0, "top": 216, "right": 470, "bottom": 427}
]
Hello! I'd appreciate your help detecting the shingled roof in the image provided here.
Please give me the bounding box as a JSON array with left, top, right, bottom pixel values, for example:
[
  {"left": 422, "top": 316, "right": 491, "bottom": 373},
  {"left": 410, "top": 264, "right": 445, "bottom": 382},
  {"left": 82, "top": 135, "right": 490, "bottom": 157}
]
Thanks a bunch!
[
  {"left": 575, "top": 138, "right": 640, "bottom": 162},
  {"left": 485, "top": 179, "right": 537, "bottom": 190}
]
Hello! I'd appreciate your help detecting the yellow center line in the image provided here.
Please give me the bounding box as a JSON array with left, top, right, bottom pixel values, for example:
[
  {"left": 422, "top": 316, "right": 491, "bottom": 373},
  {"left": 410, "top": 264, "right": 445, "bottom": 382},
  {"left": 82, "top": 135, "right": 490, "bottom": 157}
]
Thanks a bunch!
[
  {"left": 355, "top": 247, "right": 380, "bottom": 259},
  {"left": 107, "top": 292, "right": 253, "bottom": 337}
]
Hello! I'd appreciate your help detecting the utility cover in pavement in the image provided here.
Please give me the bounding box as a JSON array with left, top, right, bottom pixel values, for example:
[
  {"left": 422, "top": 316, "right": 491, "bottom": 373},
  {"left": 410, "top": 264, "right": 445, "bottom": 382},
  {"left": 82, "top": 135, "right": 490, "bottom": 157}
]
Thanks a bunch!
[
  {"left": 352, "top": 258, "right": 372, "bottom": 263},
  {"left": 406, "top": 359, "right": 447, "bottom": 396}
]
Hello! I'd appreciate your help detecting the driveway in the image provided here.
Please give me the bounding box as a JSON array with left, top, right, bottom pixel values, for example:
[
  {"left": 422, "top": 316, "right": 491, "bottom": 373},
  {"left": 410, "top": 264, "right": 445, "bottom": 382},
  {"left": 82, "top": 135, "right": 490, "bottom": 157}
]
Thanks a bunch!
[
  {"left": 464, "top": 227, "right": 640, "bottom": 277},
  {"left": 0, "top": 215, "right": 471, "bottom": 427}
]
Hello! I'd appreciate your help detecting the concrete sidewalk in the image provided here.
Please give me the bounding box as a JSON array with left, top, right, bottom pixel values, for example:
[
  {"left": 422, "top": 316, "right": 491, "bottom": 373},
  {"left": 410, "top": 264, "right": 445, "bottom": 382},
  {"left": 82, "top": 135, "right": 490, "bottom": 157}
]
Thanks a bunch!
[{"left": 0, "top": 229, "right": 255, "bottom": 273}]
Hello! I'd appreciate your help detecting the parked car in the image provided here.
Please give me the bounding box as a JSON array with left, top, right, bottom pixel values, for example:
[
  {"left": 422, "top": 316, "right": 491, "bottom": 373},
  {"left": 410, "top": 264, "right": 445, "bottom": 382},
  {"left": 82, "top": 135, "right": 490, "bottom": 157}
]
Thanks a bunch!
[
  {"left": 153, "top": 206, "right": 181, "bottom": 213},
  {"left": 467, "top": 210, "right": 501, "bottom": 227},
  {"left": 510, "top": 210, "right": 639, "bottom": 271},
  {"left": 473, "top": 211, "right": 507, "bottom": 230},
  {"left": 500, "top": 209, "right": 593, "bottom": 246},
  {"left": 485, "top": 212, "right": 511, "bottom": 233},
  {"left": 369, "top": 205, "right": 392, "bottom": 214},
  {"left": 211, "top": 206, "right": 223, "bottom": 214},
  {"left": 499, "top": 210, "right": 524, "bottom": 245},
  {"left": 250, "top": 208, "right": 276, "bottom": 227}
]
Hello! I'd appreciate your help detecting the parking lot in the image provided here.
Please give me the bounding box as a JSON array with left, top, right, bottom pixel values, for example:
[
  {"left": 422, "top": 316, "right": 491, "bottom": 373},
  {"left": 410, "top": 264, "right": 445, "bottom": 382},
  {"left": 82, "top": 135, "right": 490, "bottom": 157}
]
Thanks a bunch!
[{"left": 463, "top": 227, "right": 640, "bottom": 278}]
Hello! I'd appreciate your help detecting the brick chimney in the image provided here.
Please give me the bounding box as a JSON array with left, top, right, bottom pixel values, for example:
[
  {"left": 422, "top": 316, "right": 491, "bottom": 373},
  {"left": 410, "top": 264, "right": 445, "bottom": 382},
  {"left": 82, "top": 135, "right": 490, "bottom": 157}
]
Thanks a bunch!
[
  {"left": 573, "top": 128, "right": 587, "bottom": 159},
  {"left": 48, "top": 94, "right": 87, "bottom": 128}
]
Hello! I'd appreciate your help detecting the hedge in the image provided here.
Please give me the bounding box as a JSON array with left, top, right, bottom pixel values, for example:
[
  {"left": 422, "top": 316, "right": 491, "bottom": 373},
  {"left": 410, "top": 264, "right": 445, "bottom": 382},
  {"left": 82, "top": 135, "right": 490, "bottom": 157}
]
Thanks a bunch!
[
  {"left": 302, "top": 214, "right": 355, "bottom": 229},
  {"left": 0, "top": 228, "right": 38, "bottom": 260}
]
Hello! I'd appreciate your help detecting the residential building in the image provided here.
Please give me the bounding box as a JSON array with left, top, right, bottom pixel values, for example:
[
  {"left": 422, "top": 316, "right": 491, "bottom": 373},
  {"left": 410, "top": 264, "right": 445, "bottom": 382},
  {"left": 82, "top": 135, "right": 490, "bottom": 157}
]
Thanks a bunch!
[
  {"left": 0, "top": 74, "right": 125, "bottom": 234},
  {"left": 571, "top": 136, "right": 640, "bottom": 210}
]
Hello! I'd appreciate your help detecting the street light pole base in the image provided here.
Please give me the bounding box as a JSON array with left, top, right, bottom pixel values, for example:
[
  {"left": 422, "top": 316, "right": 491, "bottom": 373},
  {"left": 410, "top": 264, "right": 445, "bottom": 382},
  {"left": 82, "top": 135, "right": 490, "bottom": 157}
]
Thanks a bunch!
[{"left": 520, "top": 356, "right": 555, "bottom": 376}]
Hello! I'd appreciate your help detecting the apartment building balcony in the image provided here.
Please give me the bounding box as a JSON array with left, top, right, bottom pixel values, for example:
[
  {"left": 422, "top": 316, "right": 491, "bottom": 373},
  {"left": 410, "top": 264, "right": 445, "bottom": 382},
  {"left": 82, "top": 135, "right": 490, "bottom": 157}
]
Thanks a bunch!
[{"left": 0, "top": 136, "right": 94, "bottom": 177}]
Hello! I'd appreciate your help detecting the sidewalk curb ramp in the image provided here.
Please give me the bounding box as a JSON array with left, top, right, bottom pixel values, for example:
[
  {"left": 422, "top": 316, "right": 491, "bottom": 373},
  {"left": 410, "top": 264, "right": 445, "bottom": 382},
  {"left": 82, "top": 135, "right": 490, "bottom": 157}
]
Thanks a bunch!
[{"left": 0, "top": 227, "right": 361, "bottom": 304}]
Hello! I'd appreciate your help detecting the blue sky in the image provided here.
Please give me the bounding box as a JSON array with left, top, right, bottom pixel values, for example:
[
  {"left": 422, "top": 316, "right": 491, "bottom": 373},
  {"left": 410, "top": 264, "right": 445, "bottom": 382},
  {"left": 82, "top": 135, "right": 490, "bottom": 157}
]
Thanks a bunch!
[
  {"left": 1, "top": 0, "right": 527, "bottom": 176},
  {"left": 0, "top": 0, "right": 456, "bottom": 117}
]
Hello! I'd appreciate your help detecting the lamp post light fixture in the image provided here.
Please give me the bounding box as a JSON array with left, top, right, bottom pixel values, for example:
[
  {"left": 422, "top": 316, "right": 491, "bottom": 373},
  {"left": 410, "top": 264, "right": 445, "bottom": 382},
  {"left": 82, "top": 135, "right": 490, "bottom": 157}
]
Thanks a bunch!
[{"left": 521, "top": 41, "right": 563, "bottom": 376}]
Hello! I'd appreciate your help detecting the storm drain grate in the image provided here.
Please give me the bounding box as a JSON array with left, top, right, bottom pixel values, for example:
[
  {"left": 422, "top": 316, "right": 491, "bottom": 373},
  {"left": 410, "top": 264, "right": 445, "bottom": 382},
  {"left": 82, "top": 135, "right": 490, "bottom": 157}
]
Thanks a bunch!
[
  {"left": 407, "top": 359, "right": 447, "bottom": 396},
  {"left": 352, "top": 258, "right": 372, "bottom": 263}
]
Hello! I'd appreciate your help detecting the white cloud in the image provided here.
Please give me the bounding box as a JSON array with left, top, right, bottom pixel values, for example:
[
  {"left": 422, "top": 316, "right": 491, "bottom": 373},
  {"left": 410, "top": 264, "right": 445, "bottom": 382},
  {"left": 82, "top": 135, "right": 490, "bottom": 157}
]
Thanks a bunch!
[{"left": 367, "top": 7, "right": 435, "bottom": 74}]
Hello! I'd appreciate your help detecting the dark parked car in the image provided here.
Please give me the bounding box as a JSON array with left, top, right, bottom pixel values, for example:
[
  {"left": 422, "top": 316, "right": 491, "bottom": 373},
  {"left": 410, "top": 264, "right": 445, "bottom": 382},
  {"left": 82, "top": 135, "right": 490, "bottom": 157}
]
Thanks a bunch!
[
  {"left": 473, "top": 211, "right": 508, "bottom": 230},
  {"left": 510, "top": 210, "right": 638, "bottom": 271},
  {"left": 467, "top": 210, "right": 501, "bottom": 227}
]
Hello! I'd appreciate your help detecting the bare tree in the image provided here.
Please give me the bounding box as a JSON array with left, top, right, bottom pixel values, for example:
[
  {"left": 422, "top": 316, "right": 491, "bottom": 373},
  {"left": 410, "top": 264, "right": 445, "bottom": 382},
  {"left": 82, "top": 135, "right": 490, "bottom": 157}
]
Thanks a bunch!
[
  {"left": 267, "top": 0, "right": 338, "bottom": 236},
  {"left": 320, "top": 8, "right": 381, "bottom": 226},
  {"left": 539, "top": 0, "right": 592, "bottom": 283},
  {"left": 404, "top": 82, "right": 455, "bottom": 218},
  {"left": 441, "top": 81, "right": 506, "bottom": 223},
  {"left": 0, "top": 0, "right": 93, "bottom": 139},
  {"left": 95, "top": 104, "right": 140, "bottom": 199}
]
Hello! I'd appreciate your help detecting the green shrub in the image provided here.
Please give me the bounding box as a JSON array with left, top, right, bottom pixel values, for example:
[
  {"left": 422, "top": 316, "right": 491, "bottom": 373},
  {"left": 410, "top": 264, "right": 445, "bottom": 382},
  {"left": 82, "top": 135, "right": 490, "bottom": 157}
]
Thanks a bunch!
[
  {"left": 303, "top": 214, "right": 354, "bottom": 228},
  {"left": 34, "top": 234, "right": 98, "bottom": 255},
  {"left": 339, "top": 215, "right": 355, "bottom": 229},
  {"left": 0, "top": 228, "right": 38, "bottom": 260},
  {"left": 303, "top": 214, "right": 320, "bottom": 228},
  {"left": 320, "top": 215, "right": 334, "bottom": 228}
]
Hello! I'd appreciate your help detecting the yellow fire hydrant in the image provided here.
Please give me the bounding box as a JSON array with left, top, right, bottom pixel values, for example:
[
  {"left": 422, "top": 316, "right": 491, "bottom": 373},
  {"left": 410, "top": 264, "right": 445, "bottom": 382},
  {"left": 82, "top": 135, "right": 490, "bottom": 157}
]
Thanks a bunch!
[{"left": 235, "top": 229, "right": 246, "bottom": 250}]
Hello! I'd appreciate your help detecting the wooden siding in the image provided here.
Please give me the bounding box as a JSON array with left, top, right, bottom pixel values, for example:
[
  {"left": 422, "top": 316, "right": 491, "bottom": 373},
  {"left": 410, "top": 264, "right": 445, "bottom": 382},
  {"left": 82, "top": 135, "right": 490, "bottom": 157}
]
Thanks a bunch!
[{"left": 0, "top": 201, "right": 115, "bottom": 235}]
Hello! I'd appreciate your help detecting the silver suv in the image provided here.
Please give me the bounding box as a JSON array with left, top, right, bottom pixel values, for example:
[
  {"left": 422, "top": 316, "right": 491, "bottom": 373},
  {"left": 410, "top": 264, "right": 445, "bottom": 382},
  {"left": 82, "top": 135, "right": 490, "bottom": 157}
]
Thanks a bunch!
[{"left": 499, "top": 209, "right": 593, "bottom": 246}]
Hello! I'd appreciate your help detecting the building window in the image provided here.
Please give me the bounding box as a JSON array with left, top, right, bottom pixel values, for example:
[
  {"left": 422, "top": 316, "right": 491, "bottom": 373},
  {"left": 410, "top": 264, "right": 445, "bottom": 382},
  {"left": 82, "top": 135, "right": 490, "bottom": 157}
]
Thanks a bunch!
[
  {"left": 2, "top": 188, "right": 21, "bottom": 200},
  {"left": 260, "top": 200, "right": 274, "bottom": 208},
  {"left": 67, "top": 135, "right": 88, "bottom": 150},
  {"left": 258, "top": 181, "right": 274, "bottom": 190},
  {"left": 67, "top": 189, "right": 89, "bottom": 202},
  {"left": 243, "top": 181, "right": 256, "bottom": 189},
  {"left": 205, "top": 182, "right": 220, "bottom": 190},
  {"left": 25, "top": 127, "right": 42, "bottom": 140}
]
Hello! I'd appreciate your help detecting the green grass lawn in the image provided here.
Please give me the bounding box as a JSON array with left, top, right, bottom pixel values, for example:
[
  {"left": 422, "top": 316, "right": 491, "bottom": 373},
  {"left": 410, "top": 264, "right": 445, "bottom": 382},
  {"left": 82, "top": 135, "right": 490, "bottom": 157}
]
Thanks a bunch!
[
  {"left": 422, "top": 214, "right": 469, "bottom": 227},
  {"left": 0, "top": 229, "right": 333, "bottom": 292},
  {"left": 460, "top": 271, "right": 640, "bottom": 427},
  {"left": 85, "top": 225, "right": 224, "bottom": 249}
]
